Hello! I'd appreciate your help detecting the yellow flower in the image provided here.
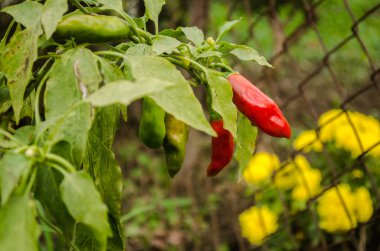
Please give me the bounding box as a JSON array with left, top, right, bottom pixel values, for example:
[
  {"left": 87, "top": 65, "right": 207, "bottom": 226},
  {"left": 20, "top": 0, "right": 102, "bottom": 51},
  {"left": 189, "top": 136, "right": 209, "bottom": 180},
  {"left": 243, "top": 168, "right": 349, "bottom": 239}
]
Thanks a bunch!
[
  {"left": 239, "top": 206, "right": 279, "bottom": 246},
  {"left": 333, "top": 125, "right": 360, "bottom": 154},
  {"left": 348, "top": 112, "right": 380, "bottom": 157},
  {"left": 292, "top": 155, "right": 312, "bottom": 170},
  {"left": 334, "top": 112, "right": 380, "bottom": 157},
  {"left": 317, "top": 184, "right": 374, "bottom": 233},
  {"left": 350, "top": 169, "right": 364, "bottom": 179},
  {"left": 243, "top": 152, "right": 279, "bottom": 185},
  {"left": 274, "top": 155, "right": 310, "bottom": 190},
  {"left": 318, "top": 109, "right": 380, "bottom": 157},
  {"left": 273, "top": 163, "right": 298, "bottom": 190},
  {"left": 317, "top": 184, "right": 357, "bottom": 233},
  {"left": 318, "top": 109, "right": 346, "bottom": 141},
  {"left": 293, "top": 130, "right": 323, "bottom": 153},
  {"left": 291, "top": 167, "right": 322, "bottom": 201},
  {"left": 353, "top": 187, "right": 373, "bottom": 223}
]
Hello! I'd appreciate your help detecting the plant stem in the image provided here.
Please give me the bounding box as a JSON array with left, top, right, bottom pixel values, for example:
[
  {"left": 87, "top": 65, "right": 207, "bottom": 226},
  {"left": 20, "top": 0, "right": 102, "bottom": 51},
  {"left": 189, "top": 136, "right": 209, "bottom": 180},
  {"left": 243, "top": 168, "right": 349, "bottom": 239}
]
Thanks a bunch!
[
  {"left": 119, "top": 12, "right": 147, "bottom": 44},
  {"left": 0, "top": 114, "right": 10, "bottom": 131},
  {"left": 45, "top": 153, "right": 76, "bottom": 173},
  {"left": 0, "top": 128, "right": 25, "bottom": 146},
  {"left": 48, "top": 162, "right": 70, "bottom": 178},
  {"left": 37, "top": 54, "right": 59, "bottom": 60},
  {"left": 104, "top": 44, "right": 125, "bottom": 54},
  {"left": 172, "top": 55, "right": 208, "bottom": 74},
  {"left": 69, "top": 0, "right": 91, "bottom": 14},
  {"left": 0, "top": 19, "right": 15, "bottom": 46},
  {"left": 34, "top": 71, "right": 50, "bottom": 126},
  {"left": 163, "top": 56, "right": 204, "bottom": 83},
  {"left": 164, "top": 57, "right": 189, "bottom": 70},
  {"left": 210, "top": 62, "right": 234, "bottom": 73},
  {"left": 25, "top": 168, "right": 37, "bottom": 193},
  {"left": 14, "top": 146, "right": 29, "bottom": 154},
  {"left": 95, "top": 50, "right": 126, "bottom": 59},
  {"left": 70, "top": 222, "right": 78, "bottom": 251}
]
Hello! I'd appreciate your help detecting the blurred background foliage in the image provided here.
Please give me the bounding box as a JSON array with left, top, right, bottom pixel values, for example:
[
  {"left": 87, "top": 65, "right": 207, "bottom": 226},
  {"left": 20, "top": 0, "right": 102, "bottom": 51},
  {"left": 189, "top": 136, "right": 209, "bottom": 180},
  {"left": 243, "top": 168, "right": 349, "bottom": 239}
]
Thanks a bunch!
[
  {"left": 115, "top": 0, "right": 380, "bottom": 250},
  {"left": 0, "top": 0, "right": 367, "bottom": 250}
]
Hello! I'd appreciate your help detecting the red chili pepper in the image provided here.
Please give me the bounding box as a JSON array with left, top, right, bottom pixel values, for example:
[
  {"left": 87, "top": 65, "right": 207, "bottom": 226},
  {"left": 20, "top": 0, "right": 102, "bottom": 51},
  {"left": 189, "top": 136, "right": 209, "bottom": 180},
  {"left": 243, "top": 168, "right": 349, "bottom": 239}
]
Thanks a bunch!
[
  {"left": 227, "top": 73, "right": 291, "bottom": 138},
  {"left": 207, "top": 119, "right": 234, "bottom": 177}
]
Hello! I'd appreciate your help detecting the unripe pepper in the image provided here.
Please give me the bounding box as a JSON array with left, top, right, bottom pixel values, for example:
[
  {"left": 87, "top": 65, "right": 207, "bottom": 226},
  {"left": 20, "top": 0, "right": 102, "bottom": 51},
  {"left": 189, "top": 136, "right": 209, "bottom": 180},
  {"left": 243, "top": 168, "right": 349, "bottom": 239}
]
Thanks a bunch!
[
  {"left": 55, "top": 13, "right": 130, "bottom": 43},
  {"left": 163, "top": 114, "right": 189, "bottom": 177},
  {"left": 207, "top": 119, "right": 234, "bottom": 177},
  {"left": 139, "top": 98, "right": 166, "bottom": 149},
  {"left": 227, "top": 73, "right": 291, "bottom": 138}
]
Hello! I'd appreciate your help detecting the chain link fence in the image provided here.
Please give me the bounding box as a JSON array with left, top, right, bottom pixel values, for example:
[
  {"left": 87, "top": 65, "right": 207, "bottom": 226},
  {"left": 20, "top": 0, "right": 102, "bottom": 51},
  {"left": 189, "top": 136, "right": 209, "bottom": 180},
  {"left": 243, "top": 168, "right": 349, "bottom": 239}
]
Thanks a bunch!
[
  {"left": 121, "top": 1, "right": 380, "bottom": 250},
  {"left": 224, "top": 0, "right": 380, "bottom": 250}
]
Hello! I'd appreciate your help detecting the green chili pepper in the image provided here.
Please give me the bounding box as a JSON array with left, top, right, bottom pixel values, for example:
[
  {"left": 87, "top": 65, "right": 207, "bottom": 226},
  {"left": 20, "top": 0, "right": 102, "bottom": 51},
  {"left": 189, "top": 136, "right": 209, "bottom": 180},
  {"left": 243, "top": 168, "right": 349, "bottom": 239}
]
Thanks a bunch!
[
  {"left": 163, "top": 114, "right": 189, "bottom": 177},
  {"left": 55, "top": 13, "right": 130, "bottom": 43},
  {"left": 139, "top": 98, "right": 166, "bottom": 149}
]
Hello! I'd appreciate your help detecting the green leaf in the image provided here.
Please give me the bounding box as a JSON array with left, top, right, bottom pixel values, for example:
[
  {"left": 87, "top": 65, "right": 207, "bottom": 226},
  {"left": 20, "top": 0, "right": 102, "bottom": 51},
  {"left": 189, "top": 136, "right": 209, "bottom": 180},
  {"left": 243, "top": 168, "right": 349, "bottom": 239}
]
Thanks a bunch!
[
  {"left": 42, "top": 102, "right": 93, "bottom": 167},
  {"left": 0, "top": 78, "right": 11, "bottom": 114},
  {"left": 0, "top": 19, "right": 15, "bottom": 71},
  {"left": 218, "top": 42, "right": 272, "bottom": 67},
  {"left": 86, "top": 78, "right": 175, "bottom": 107},
  {"left": 41, "top": 0, "right": 68, "bottom": 38},
  {"left": 234, "top": 115, "right": 257, "bottom": 175},
  {"left": 152, "top": 35, "right": 181, "bottom": 55},
  {"left": 85, "top": 107, "right": 122, "bottom": 216},
  {"left": 133, "top": 16, "right": 148, "bottom": 29},
  {"left": 216, "top": 18, "right": 241, "bottom": 42},
  {"left": 0, "top": 195, "right": 40, "bottom": 251},
  {"left": 1, "top": 1, "right": 43, "bottom": 29},
  {"left": 98, "top": 57, "right": 124, "bottom": 82},
  {"left": 197, "top": 51, "right": 222, "bottom": 59},
  {"left": 74, "top": 223, "right": 108, "bottom": 251},
  {"left": 2, "top": 29, "right": 38, "bottom": 123},
  {"left": 125, "top": 56, "right": 215, "bottom": 136},
  {"left": 230, "top": 47, "right": 272, "bottom": 68},
  {"left": 159, "top": 27, "right": 204, "bottom": 46},
  {"left": 151, "top": 84, "right": 217, "bottom": 134},
  {"left": 34, "top": 165, "right": 75, "bottom": 239},
  {"left": 159, "top": 28, "right": 184, "bottom": 40},
  {"left": 180, "top": 27, "right": 204, "bottom": 46},
  {"left": 0, "top": 152, "right": 32, "bottom": 205},
  {"left": 44, "top": 50, "right": 83, "bottom": 119},
  {"left": 0, "top": 100, "right": 11, "bottom": 115},
  {"left": 97, "top": 57, "right": 128, "bottom": 121},
  {"left": 18, "top": 95, "right": 34, "bottom": 122},
  {"left": 206, "top": 71, "right": 237, "bottom": 138},
  {"left": 14, "top": 125, "right": 35, "bottom": 145},
  {"left": 60, "top": 172, "right": 111, "bottom": 250},
  {"left": 144, "top": 0, "right": 165, "bottom": 32},
  {"left": 126, "top": 44, "right": 154, "bottom": 56},
  {"left": 50, "top": 141, "right": 72, "bottom": 164},
  {"left": 94, "top": 0, "right": 123, "bottom": 13},
  {"left": 71, "top": 48, "right": 103, "bottom": 95},
  {"left": 107, "top": 216, "right": 125, "bottom": 251},
  {"left": 84, "top": 106, "right": 124, "bottom": 250}
]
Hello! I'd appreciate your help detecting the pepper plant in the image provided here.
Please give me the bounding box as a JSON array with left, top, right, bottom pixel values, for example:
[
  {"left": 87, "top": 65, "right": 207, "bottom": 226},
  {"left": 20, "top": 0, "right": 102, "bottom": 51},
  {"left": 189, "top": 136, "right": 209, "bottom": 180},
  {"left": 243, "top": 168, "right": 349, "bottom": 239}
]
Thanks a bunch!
[{"left": 0, "top": 0, "right": 291, "bottom": 250}]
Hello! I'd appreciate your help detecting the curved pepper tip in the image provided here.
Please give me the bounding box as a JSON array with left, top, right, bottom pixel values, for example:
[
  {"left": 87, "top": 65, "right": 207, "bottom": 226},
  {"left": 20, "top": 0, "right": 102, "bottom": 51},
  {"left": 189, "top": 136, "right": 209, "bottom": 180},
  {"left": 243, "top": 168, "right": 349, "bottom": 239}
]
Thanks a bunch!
[
  {"left": 206, "top": 166, "right": 219, "bottom": 177},
  {"left": 168, "top": 170, "right": 177, "bottom": 178},
  {"left": 282, "top": 120, "right": 292, "bottom": 139}
]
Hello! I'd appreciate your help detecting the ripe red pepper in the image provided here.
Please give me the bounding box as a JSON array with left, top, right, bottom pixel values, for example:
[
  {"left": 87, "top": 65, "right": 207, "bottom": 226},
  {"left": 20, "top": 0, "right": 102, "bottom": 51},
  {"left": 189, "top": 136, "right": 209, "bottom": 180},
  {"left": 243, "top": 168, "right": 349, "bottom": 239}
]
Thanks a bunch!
[
  {"left": 207, "top": 119, "right": 234, "bottom": 177},
  {"left": 227, "top": 73, "right": 291, "bottom": 138}
]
